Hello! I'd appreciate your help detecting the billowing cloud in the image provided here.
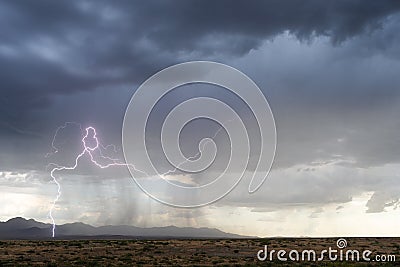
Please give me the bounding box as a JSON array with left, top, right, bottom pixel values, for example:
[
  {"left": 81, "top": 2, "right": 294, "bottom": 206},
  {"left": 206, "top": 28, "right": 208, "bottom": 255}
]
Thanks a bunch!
[
  {"left": 1, "top": 0, "right": 400, "bottom": 138},
  {"left": 1, "top": 1, "right": 400, "bottom": 235}
]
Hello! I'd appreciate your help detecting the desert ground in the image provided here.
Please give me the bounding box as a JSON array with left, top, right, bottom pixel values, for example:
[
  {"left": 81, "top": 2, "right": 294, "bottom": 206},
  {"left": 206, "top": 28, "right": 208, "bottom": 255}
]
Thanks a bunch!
[{"left": 0, "top": 238, "right": 398, "bottom": 266}]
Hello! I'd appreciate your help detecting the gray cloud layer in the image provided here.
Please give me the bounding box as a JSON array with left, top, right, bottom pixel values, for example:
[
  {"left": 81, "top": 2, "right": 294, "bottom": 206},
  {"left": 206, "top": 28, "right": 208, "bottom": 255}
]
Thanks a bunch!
[
  {"left": 1, "top": 1, "right": 400, "bottom": 224},
  {"left": 1, "top": 0, "right": 399, "bottom": 169}
]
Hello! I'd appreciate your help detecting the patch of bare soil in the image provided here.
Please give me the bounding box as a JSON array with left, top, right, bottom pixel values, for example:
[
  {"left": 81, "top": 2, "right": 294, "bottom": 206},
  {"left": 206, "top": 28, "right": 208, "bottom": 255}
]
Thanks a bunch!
[{"left": 0, "top": 238, "right": 398, "bottom": 266}]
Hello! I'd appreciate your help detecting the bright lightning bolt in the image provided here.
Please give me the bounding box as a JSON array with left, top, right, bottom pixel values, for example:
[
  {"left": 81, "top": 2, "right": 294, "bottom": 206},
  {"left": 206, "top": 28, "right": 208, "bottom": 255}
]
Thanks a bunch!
[
  {"left": 47, "top": 121, "right": 229, "bottom": 238},
  {"left": 47, "top": 123, "right": 147, "bottom": 238}
]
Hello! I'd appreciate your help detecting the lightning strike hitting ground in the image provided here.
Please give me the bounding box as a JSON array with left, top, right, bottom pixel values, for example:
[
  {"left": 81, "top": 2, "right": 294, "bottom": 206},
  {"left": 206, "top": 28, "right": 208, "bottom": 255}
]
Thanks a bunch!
[
  {"left": 47, "top": 123, "right": 147, "bottom": 238},
  {"left": 47, "top": 121, "right": 229, "bottom": 238}
]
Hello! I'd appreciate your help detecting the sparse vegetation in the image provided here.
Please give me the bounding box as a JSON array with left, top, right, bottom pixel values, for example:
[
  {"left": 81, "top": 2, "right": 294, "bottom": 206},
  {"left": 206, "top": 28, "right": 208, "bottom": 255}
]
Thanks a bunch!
[{"left": 0, "top": 238, "right": 398, "bottom": 266}]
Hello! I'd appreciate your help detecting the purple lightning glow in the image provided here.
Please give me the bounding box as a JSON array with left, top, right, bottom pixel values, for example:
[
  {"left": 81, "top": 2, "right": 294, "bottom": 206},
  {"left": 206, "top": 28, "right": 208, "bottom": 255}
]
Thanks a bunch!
[
  {"left": 47, "top": 124, "right": 146, "bottom": 238},
  {"left": 47, "top": 121, "right": 227, "bottom": 238}
]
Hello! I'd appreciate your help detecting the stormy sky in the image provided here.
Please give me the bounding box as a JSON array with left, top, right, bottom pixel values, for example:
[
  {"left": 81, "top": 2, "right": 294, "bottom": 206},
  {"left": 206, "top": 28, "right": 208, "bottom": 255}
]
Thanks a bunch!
[{"left": 1, "top": 0, "right": 400, "bottom": 237}]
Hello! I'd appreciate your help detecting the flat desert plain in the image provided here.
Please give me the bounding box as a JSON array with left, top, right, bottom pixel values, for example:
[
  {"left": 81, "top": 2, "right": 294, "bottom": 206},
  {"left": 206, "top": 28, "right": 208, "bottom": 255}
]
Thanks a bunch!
[{"left": 0, "top": 238, "right": 399, "bottom": 266}]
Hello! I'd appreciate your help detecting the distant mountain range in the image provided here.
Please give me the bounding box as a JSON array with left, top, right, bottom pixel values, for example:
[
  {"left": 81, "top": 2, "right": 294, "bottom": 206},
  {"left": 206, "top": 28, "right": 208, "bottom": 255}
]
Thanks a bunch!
[{"left": 0, "top": 217, "right": 250, "bottom": 240}]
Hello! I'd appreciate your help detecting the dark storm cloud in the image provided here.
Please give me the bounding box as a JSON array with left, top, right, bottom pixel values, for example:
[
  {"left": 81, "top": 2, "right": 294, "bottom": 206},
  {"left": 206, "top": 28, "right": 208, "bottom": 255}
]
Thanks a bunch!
[
  {"left": 1, "top": 0, "right": 400, "bottom": 228},
  {"left": 1, "top": 0, "right": 400, "bottom": 171},
  {"left": 1, "top": 0, "right": 400, "bottom": 113},
  {"left": 137, "top": 0, "right": 400, "bottom": 52}
]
